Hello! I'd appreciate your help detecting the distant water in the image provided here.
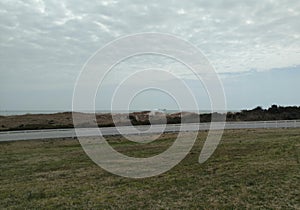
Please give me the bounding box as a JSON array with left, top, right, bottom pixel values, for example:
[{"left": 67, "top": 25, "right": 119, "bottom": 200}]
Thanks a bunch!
[
  {"left": 0, "top": 110, "right": 67, "bottom": 116},
  {"left": 0, "top": 110, "right": 235, "bottom": 116}
]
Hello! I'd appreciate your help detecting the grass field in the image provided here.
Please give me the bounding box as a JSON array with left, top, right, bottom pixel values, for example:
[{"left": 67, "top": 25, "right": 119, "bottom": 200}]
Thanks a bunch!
[{"left": 0, "top": 128, "right": 299, "bottom": 209}]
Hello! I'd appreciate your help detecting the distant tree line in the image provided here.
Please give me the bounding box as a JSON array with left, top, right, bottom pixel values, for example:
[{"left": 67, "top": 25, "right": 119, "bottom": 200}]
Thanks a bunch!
[{"left": 200, "top": 105, "right": 300, "bottom": 122}]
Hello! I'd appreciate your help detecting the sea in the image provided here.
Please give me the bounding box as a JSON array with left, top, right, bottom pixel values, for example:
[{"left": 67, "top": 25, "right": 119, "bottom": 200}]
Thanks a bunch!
[{"left": 0, "top": 110, "right": 234, "bottom": 116}]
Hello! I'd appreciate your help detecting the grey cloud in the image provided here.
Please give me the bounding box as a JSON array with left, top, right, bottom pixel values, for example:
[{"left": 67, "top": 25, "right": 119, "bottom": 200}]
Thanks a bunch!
[{"left": 0, "top": 0, "right": 299, "bottom": 110}]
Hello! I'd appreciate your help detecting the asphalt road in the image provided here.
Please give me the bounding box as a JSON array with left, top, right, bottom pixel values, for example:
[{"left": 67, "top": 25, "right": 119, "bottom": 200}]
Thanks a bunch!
[{"left": 0, "top": 120, "right": 300, "bottom": 142}]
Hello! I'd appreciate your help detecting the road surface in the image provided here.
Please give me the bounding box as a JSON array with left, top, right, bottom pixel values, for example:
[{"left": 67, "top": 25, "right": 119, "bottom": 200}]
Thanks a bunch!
[{"left": 0, "top": 120, "right": 300, "bottom": 142}]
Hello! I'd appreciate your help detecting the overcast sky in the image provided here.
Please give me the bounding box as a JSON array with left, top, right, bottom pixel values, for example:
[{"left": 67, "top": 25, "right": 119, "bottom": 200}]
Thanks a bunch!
[{"left": 0, "top": 0, "right": 299, "bottom": 111}]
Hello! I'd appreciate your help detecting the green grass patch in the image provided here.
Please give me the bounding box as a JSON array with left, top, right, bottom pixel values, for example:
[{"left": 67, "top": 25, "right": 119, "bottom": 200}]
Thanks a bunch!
[{"left": 0, "top": 128, "right": 299, "bottom": 209}]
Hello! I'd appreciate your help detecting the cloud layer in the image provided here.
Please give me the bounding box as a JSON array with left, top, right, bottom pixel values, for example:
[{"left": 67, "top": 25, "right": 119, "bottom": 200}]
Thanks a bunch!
[{"left": 0, "top": 0, "right": 299, "bottom": 110}]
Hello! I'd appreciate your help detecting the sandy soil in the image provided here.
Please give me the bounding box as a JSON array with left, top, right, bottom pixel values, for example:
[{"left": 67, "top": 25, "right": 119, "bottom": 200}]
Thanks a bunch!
[{"left": 0, "top": 111, "right": 200, "bottom": 131}]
